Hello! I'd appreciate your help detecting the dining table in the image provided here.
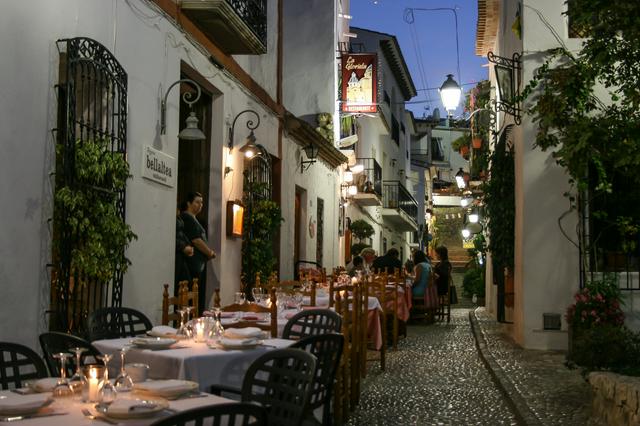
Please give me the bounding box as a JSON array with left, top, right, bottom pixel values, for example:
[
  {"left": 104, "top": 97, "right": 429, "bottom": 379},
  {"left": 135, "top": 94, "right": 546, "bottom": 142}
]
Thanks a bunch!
[
  {"left": 0, "top": 389, "right": 235, "bottom": 425},
  {"left": 93, "top": 337, "right": 293, "bottom": 392}
]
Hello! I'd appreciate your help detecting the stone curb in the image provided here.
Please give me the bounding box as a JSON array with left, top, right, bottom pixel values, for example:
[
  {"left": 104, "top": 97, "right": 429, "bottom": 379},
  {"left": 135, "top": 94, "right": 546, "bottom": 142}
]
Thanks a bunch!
[{"left": 468, "top": 308, "right": 542, "bottom": 426}]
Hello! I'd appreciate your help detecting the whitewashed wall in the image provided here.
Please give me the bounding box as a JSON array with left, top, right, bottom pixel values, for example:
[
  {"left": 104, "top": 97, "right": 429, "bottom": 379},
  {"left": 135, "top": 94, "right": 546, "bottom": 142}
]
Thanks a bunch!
[{"left": 0, "top": 0, "right": 282, "bottom": 349}]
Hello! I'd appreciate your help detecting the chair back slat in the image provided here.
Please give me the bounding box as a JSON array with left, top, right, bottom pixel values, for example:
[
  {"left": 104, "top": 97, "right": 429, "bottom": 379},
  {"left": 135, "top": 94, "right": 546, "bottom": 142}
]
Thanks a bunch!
[
  {"left": 241, "top": 348, "right": 316, "bottom": 426},
  {"left": 282, "top": 308, "right": 342, "bottom": 340},
  {"left": 149, "top": 402, "right": 267, "bottom": 426},
  {"left": 0, "top": 342, "right": 48, "bottom": 389},
  {"left": 87, "top": 307, "right": 152, "bottom": 341},
  {"left": 38, "top": 332, "right": 101, "bottom": 377}
]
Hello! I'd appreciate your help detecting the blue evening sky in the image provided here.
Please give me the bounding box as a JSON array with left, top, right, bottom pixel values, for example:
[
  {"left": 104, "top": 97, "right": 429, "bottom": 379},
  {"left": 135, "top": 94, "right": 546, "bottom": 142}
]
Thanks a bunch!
[{"left": 350, "top": 0, "right": 488, "bottom": 118}]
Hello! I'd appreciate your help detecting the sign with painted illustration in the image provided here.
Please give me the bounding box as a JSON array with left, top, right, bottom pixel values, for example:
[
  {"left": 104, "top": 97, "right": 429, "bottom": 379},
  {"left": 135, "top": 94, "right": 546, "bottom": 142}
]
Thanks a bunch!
[
  {"left": 142, "top": 145, "right": 176, "bottom": 187},
  {"left": 341, "top": 53, "right": 377, "bottom": 113}
]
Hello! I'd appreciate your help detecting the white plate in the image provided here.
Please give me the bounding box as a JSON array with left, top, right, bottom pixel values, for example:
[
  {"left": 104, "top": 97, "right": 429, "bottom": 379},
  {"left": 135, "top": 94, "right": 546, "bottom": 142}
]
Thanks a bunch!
[
  {"left": 29, "top": 378, "right": 59, "bottom": 393},
  {"left": 133, "top": 380, "right": 199, "bottom": 399},
  {"left": 131, "top": 337, "right": 177, "bottom": 349},
  {"left": 96, "top": 396, "right": 168, "bottom": 419},
  {"left": 0, "top": 394, "right": 53, "bottom": 416}
]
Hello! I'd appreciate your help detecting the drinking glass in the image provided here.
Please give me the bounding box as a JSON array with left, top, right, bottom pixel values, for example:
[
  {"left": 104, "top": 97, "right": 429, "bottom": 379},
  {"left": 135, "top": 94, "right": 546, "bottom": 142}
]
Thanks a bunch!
[
  {"left": 293, "top": 292, "right": 304, "bottom": 311},
  {"left": 234, "top": 292, "right": 246, "bottom": 305},
  {"left": 97, "top": 354, "right": 117, "bottom": 403},
  {"left": 252, "top": 287, "right": 264, "bottom": 304},
  {"left": 52, "top": 353, "right": 74, "bottom": 398},
  {"left": 176, "top": 308, "right": 190, "bottom": 338},
  {"left": 209, "top": 311, "right": 225, "bottom": 343},
  {"left": 114, "top": 346, "right": 134, "bottom": 392},
  {"left": 68, "top": 347, "right": 87, "bottom": 393}
]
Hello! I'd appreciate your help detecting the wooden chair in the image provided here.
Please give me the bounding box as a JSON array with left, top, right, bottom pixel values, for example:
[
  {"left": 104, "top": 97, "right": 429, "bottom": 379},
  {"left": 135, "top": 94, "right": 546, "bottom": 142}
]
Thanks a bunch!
[
  {"left": 183, "top": 278, "right": 199, "bottom": 318},
  {"left": 364, "top": 276, "right": 387, "bottom": 372},
  {"left": 334, "top": 284, "right": 365, "bottom": 418},
  {"left": 0, "top": 342, "right": 48, "bottom": 389},
  {"left": 38, "top": 332, "right": 101, "bottom": 377},
  {"left": 291, "top": 334, "right": 344, "bottom": 426},
  {"left": 214, "top": 288, "right": 278, "bottom": 338},
  {"left": 162, "top": 283, "right": 184, "bottom": 327},
  {"left": 281, "top": 308, "right": 342, "bottom": 340},
  {"left": 149, "top": 402, "right": 267, "bottom": 426},
  {"left": 86, "top": 307, "right": 152, "bottom": 341}
]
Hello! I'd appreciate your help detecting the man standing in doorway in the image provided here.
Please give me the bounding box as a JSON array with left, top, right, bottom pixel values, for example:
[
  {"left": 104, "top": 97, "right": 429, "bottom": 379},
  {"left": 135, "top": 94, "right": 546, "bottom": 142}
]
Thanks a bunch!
[{"left": 180, "top": 192, "right": 216, "bottom": 304}]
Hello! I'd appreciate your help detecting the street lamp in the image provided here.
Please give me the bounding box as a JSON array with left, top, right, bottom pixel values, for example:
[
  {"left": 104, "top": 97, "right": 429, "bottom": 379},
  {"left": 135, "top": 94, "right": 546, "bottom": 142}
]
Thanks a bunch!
[
  {"left": 440, "top": 74, "right": 462, "bottom": 115},
  {"left": 160, "top": 79, "right": 206, "bottom": 141},
  {"left": 225, "top": 109, "right": 261, "bottom": 176}
]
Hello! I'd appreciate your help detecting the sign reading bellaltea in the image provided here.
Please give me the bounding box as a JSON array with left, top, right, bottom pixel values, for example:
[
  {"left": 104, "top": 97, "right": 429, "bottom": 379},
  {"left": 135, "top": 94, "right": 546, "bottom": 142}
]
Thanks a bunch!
[
  {"left": 341, "top": 53, "right": 377, "bottom": 113},
  {"left": 142, "top": 145, "right": 176, "bottom": 187}
]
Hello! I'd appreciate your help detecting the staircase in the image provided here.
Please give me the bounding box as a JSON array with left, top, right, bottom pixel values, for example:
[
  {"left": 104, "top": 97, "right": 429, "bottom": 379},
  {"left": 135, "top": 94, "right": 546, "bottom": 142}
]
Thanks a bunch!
[{"left": 448, "top": 247, "right": 471, "bottom": 272}]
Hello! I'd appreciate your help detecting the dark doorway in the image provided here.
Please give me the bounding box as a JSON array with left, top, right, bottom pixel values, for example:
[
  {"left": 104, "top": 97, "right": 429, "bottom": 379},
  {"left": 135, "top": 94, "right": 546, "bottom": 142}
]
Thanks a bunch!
[{"left": 177, "top": 78, "right": 212, "bottom": 314}]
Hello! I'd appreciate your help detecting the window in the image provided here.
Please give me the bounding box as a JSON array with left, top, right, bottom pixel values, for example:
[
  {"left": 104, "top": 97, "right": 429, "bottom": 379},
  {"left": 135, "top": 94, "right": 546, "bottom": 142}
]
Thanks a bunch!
[{"left": 391, "top": 115, "right": 399, "bottom": 145}]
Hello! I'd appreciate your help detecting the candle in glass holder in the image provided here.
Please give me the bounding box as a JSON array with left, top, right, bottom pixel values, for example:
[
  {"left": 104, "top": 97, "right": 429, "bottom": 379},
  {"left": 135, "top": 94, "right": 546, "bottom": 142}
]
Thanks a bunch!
[
  {"left": 87, "top": 367, "right": 100, "bottom": 402},
  {"left": 194, "top": 319, "right": 205, "bottom": 342}
]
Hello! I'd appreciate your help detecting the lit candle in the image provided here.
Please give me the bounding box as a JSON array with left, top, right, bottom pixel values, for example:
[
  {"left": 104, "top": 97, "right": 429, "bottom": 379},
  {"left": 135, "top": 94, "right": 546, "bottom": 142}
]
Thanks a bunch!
[
  {"left": 195, "top": 321, "right": 204, "bottom": 342},
  {"left": 88, "top": 368, "right": 99, "bottom": 402}
]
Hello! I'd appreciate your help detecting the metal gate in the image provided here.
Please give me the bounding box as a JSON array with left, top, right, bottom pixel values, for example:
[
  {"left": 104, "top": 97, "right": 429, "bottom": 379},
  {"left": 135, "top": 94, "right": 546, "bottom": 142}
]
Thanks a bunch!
[{"left": 51, "top": 37, "right": 128, "bottom": 333}]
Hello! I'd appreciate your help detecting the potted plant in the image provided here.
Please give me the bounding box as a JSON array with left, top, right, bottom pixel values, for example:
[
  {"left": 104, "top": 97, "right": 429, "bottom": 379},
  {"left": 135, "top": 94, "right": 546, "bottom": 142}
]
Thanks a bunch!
[
  {"left": 54, "top": 138, "right": 137, "bottom": 284},
  {"left": 451, "top": 133, "right": 471, "bottom": 159},
  {"left": 349, "top": 219, "right": 374, "bottom": 256},
  {"left": 472, "top": 136, "right": 483, "bottom": 149}
]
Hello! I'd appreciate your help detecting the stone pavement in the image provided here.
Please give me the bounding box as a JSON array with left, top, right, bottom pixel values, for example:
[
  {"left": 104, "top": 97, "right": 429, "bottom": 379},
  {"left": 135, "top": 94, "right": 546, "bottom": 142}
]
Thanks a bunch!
[{"left": 346, "top": 304, "right": 600, "bottom": 425}]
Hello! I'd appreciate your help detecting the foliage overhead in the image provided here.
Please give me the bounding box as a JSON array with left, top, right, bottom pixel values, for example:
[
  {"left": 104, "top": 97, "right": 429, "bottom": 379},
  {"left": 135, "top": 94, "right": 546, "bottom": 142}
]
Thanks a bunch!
[
  {"left": 349, "top": 219, "right": 374, "bottom": 242},
  {"left": 54, "top": 139, "right": 137, "bottom": 282},
  {"left": 522, "top": 0, "right": 640, "bottom": 255}
]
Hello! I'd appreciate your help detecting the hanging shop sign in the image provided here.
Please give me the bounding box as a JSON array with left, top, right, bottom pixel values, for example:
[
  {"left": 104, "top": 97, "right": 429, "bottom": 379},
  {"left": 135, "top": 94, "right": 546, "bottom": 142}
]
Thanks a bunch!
[
  {"left": 341, "top": 53, "right": 377, "bottom": 113},
  {"left": 142, "top": 145, "right": 176, "bottom": 187}
]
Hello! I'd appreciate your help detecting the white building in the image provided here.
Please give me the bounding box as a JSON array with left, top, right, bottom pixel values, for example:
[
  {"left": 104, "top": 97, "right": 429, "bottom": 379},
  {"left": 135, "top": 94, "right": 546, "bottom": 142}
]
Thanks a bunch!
[
  {"left": 0, "top": 0, "right": 349, "bottom": 349},
  {"left": 341, "top": 28, "right": 419, "bottom": 265}
]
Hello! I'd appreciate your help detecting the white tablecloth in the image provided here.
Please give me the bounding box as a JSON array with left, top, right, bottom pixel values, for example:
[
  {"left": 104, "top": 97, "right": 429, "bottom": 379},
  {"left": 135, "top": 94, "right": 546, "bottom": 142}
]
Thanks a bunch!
[
  {"left": 94, "top": 337, "right": 293, "bottom": 392},
  {"left": 0, "top": 389, "right": 234, "bottom": 426}
]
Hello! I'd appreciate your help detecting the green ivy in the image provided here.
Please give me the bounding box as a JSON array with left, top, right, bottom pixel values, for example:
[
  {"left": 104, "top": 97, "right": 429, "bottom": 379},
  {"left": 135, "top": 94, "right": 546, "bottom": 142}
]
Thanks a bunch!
[
  {"left": 483, "top": 133, "right": 514, "bottom": 271},
  {"left": 54, "top": 139, "right": 137, "bottom": 283},
  {"left": 349, "top": 219, "right": 374, "bottom": 242},
  {"left": 521, "top": 1, "right": 640, "bottom": 256}
]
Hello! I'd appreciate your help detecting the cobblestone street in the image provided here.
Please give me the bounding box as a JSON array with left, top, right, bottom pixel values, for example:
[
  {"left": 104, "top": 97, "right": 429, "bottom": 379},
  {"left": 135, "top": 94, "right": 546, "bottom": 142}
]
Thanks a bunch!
[{"left": 346, "top": 275, "right": 597, "bottom": 426}]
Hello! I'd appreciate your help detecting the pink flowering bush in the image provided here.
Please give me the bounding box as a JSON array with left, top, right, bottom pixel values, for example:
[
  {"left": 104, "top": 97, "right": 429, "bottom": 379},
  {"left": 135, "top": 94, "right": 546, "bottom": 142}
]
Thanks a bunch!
[{"left": 566, "top": 277, "right": 624, "bottom": 329}]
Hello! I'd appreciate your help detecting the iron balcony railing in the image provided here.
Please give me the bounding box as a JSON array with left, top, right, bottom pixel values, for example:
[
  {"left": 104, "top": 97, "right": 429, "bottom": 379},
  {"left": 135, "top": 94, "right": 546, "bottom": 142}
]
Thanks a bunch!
[
  {"left": 382, "top": 180, "right": 418, "bottom": 220},
  {"left": 228, "top": 0, "right": 267, "bottom": 47},
  {"left": 353, "top": 157, "right": 382, "bottom": 198}
]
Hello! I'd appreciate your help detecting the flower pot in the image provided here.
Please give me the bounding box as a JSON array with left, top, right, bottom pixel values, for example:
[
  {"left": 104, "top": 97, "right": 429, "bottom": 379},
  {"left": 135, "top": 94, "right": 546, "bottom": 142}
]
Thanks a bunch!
[
  {"left": 472, "top": 137, "right": 483, "bottom": 149},
  {"left": 459, "top": 145, "right": 470, "bottom": 157}
]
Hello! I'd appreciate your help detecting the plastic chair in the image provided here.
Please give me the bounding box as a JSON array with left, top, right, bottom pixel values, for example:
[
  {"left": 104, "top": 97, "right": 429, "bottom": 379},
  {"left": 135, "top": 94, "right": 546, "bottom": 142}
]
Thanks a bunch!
[
  {"left": 211, "top": 348, "right": 317, "bottom": 426},
  {"left": 291, "top": 334, "right": 344, "bottom": 426},
  {"left": 149, "top": 402, "right": 267, "bottom": 426},
  {"left": 86, "top": 307, "right": 152, "bottom": 341},
  {"left": 0, "top": 342, "right": 48, "bottom": 389},
  {"left": 38, "top": 332, "right": 101, "bottom": 377},
  {"left": 282, "top": 308, "right": 342, "bottom": 340}
]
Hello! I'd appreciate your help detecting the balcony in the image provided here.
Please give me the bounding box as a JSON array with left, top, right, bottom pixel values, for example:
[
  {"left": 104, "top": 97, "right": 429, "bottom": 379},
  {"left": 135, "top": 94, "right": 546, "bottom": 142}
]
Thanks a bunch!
[
  {"left": 180, "top": 0, "right": 267, "bottom": 55},
  {"left": 382, "top": 181, "right": 419, "bottom": 231},
  {"left": 350, "top": 158, "right": 382, "bottom": 207}
]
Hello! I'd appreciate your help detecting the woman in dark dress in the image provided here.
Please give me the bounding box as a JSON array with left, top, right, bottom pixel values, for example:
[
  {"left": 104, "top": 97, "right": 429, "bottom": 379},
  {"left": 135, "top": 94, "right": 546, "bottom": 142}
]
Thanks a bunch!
[{"left": 433, "top": 246, "right": 452, "bottom": 296}]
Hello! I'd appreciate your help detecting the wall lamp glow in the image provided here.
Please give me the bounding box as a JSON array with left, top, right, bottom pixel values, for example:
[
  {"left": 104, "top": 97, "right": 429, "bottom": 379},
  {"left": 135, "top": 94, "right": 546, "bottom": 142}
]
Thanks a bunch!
[
  {"left": 461, "top": 228, "right": 471, "bottom": 239},
  {"left": 455, "top": 168, "right": 466, "bottom": 190},
  {"left": 161, "top": 79, "right": 206, "bottom": 141},
  {"left": 225, "top": 109, "right": 261, "bottom": 176},
  {"left": 468, "top": 208, "right": 479, "bottom": 224}
]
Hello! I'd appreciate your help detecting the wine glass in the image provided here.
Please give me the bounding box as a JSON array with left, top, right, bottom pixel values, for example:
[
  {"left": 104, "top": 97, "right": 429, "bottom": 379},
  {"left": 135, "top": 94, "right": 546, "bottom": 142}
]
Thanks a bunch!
[
  {"left": 176, "top": 308, "right": 190, "bottom": 338},
  {"left": 252, "top": 287, "right": 264, "bottom": 305},
  {"left": 97, "top": 354, "right": 117, "bottom": 404},
  {"left": 114, "top": 346, "right": 134, "bottom": 392},
  {"left": 68, "top": 347, "right": 87, "bottom": 393},
  {"left": 52, "top": 352, "right": 74, "bottom": 398},
  {"left": 184, "top": 306, "right": 195, "bottom": 338},
  {"left": 293, "top": 292, "right": 304, "bottom": 311},
  {"left": 234, "top": 292, "right": 246, "bottom": 305}
]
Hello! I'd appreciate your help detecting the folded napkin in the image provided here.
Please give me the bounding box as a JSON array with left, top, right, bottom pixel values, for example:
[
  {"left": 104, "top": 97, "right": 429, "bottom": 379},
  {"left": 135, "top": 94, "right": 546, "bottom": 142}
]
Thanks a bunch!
[
  {"left": 224, "top": 327, "right": 262, "bottom": 339},
  {"left": 31, "top": 378, "right": 59, "bottom": 393},
  {"left": 135, "top": 379, "right": 195, "bottom": 395},
  {"left": 220, "top": 312, "right": 235, "bottom": 318},
  {"left": 0, "top": 394, "right": 52, "bottom": 414},
  {"left": 148, "top": 326, "right": 177, "bottom": 337},
  {"left": 107, "top": 398, "right": 159, "bottom": 416},
  {"left": 219, "top": 337, "right": 258, "bottom": 347},
  {"left": 242, "top": 314, "right": 259, "bottom": 321}
]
